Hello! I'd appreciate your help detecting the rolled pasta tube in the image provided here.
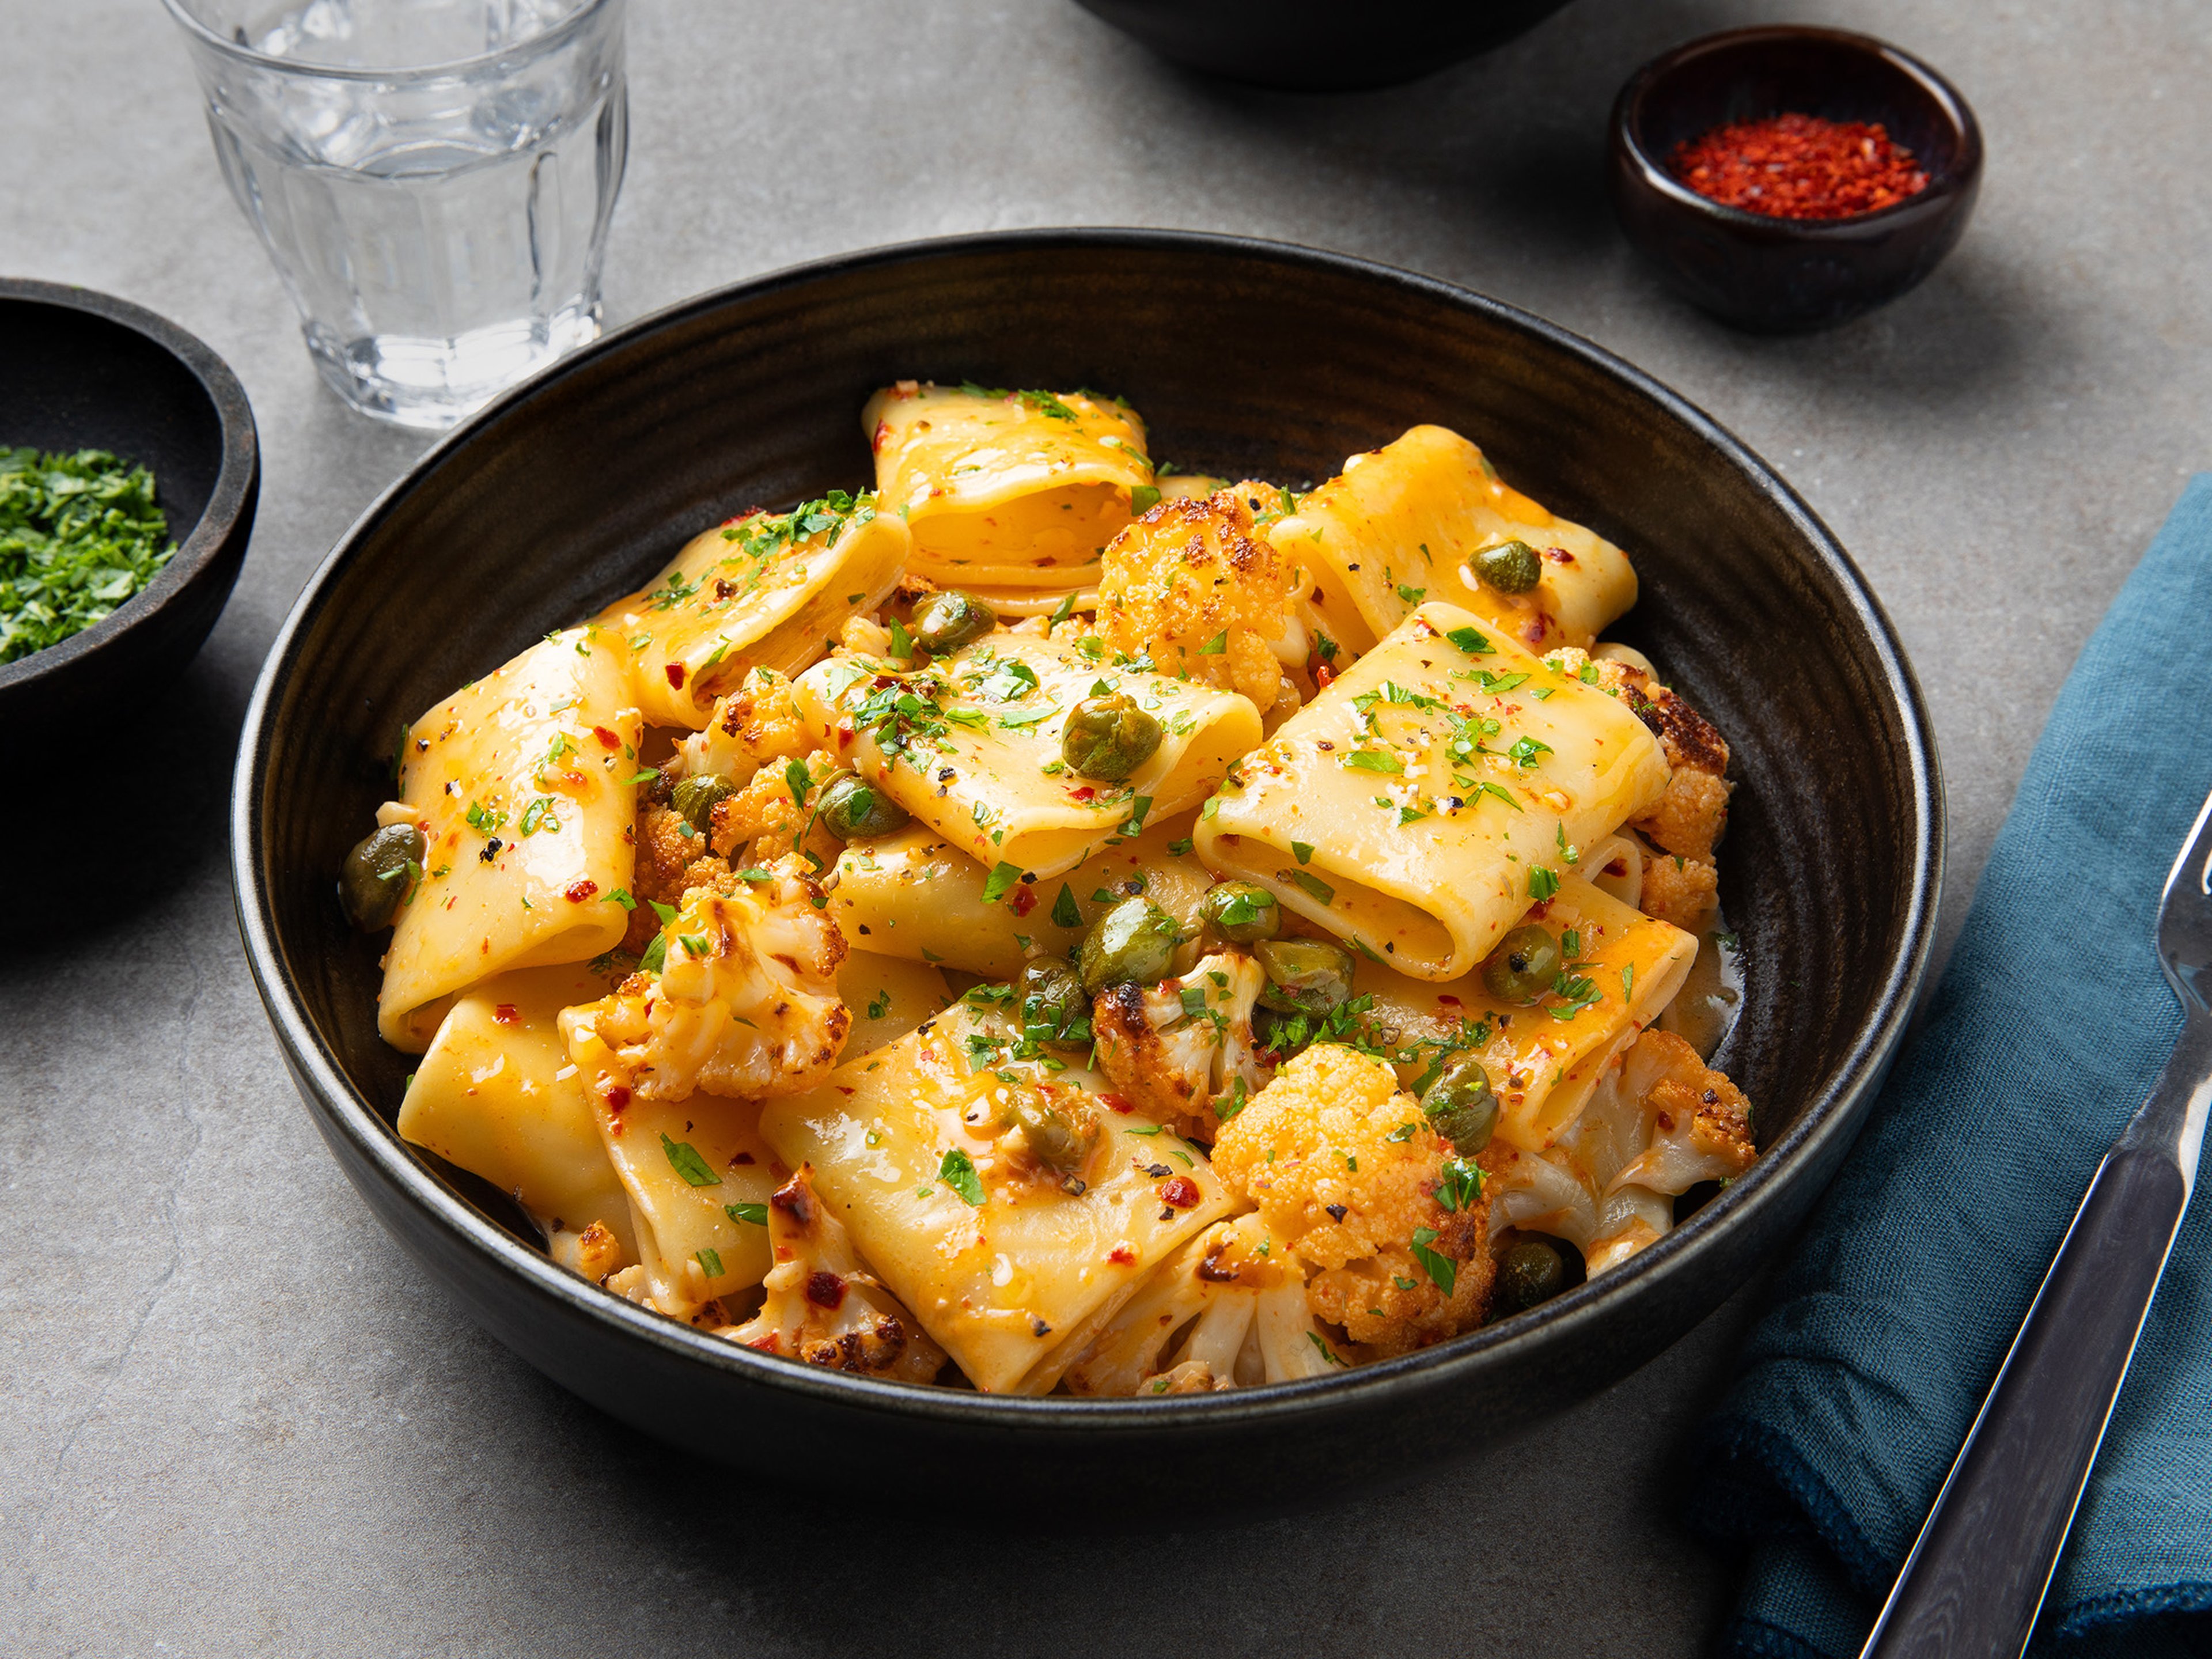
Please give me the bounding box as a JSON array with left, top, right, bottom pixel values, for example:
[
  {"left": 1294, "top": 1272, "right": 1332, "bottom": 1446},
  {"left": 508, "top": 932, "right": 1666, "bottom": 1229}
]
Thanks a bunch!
[
  {"left": 378, "top": 631, "right": 643, "bottom": 1052},
  {"left": 592, "top": 495, "right": 908, "bottom": 729},
  {"left": 1349, "top": 873, "right": 1698, "bottom": 1150},
  {"left": 1264, "top": 425, "right": 1637, "bottom": 657},
  {"left": 560, "top": 1012, "right": 783, "bottom": 1315},
  {"left": 1195, "top": 603, "right": 1669, "bottom": 982},
  {"left": 762, "top": 1009, "right": 1236, "bottom": 1395},
  {"left": 836, "top": 950, "right": 952, "bottom": 1059},
  {"left": 397, "top": 963, "right": 635, "bottom": 1262},
  {"left": 864, "top": 381, "right": 1154, "bottom": 595},
  {"left": 829, "top": 812, "right": 1213, "bottom": 980},
  {"left": 793, "top": 634, "right": 1260, "bottom": 882}
]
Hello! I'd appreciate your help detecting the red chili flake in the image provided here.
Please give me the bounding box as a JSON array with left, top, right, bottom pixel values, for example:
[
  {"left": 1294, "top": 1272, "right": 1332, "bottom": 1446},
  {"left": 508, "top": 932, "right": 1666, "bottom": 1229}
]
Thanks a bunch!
[
  {"left": 1009, "top": 885, "right": 1037, "bottom": 918},
  {"left": 1108, "top": 1245, "right": 1135, "bottom": 1265},
  {"left": 1314, "top": 664, "right": 1337, "bottom": 691},
  {"left": 564, "top": 879, "right": 599, "bottom": 903},
  {"left": 1437, "top": 994, "right": 1463, "bottom": 1007},
  {"left": 604, "top": 1083, "right": 631, "bottom": 1112},
  {"left": 592, "top": 726, "right": 620, "bottom": 749},
  {"left": 1669, "top": 112, "right": 1930, "bottom": 220},
  {"left": 872, "top": 421, "right": 892, "bottom": 453},
  {"left": 1069, "top": 786, "right": 1097, "bottom": 803},
  {"left": 805, "top": 1270, "right": 848, "bottom": 1309},
  {"left": 665, "top": 662, "right": 687, "bottom": 690},
  {"left": 1099, "top": 1092, "right": 1136, "bottom": 1115},
  {"left": 491, "top": 1003, "right": 520, "bottom": 1025},
  {"left": 1160, "top": 1176, "right": 1201, "bottom": 1210}
]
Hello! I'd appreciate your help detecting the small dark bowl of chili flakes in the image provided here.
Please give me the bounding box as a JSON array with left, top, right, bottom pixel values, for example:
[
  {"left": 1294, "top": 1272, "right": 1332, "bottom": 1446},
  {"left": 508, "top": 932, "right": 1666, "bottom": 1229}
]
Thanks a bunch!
[{"left": 1608, "top": 26, "right": 1982, "bottom": 332}]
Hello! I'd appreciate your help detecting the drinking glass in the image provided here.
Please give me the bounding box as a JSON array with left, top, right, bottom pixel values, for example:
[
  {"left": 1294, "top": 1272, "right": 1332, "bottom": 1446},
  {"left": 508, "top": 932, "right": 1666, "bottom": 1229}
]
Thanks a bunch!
[{"left": 164, "top": 0, "right": 628, "bottom": 430}]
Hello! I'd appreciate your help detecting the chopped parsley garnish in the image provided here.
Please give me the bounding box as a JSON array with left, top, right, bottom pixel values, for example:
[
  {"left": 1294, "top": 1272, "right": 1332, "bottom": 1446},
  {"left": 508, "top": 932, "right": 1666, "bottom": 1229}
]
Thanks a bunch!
[
  {"left": 1528, "top": 864, "right": 1560, "bottom": 902},
  {"left": 0, "top": 448, "right": 181, "bottom": 662},
  {"left": 1548, "top": 973, "right": 1603, "bottom": 1021},
  {"left": 1196, "top": 630, "right": 1228, "bottom": 656},
  {"left": 1130, "top": 484, "right": 1162, "bottom": 514},
  {"left": 1437, "top": 1158, "right": 1483, "bottom": 1214},
  {"left": 1291, "top": 840, "right": 1315, "bottom": 865},
  {"left": 1506, "top": 736, "right": 1553, "bottom": 767},
  {"left": 620, "top": 767, "right": 660, "bottom": 786},
  {"left": 1342, "top": 749, "right": 1403, "bottom": 775},
  {"left": 982, "top": 861, "right": 1024, "bottom": 903},
  {"left": 1444, "top": 624, "right": 1494, "bottom": 656},
  {"left": 938, "top": 1148, "right": 987, "bottom": 1206},
  {"left": 783, "top": 757, "right": 813, "bottom": 805},
  {"left": 695, "top": 1247, "right": 724, "bottom": 1278},
  {"left": 1474, "top": 781, "right": 1522, "bottom": 812},
  {"left": 1409, "top": 1226, "right": 1456, "bottom": 1296},
  {"left": 661, "top": 1134, "right": 721, "bottom": 1187},
  {"left": 1282, "top": 869, "right": 1336, "bottom": 906},
  {"left": 1051, "top": 884, "right": 1082, "bottom": 929},
  {"left": 1395, "top": 582, "right": 1426, "bottom": 605},
  {"left": 518, "top": 797, "right": 559, "bottom": 835},
  {"left": 866, "top": 989, "right": 893, "bottom": 1019},
  {"left": 725, "top": 1202, "right": 767, "bottom": 1226}
]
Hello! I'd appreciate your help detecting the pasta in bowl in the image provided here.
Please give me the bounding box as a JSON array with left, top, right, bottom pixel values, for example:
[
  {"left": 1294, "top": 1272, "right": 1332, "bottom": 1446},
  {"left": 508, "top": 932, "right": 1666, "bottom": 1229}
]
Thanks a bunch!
[
  {"left": 234, "top": 230, "right": 1937, "bottom": 1497},
  {"left": 349, "top": 382, "right": 1760, "bottom": 1397}
]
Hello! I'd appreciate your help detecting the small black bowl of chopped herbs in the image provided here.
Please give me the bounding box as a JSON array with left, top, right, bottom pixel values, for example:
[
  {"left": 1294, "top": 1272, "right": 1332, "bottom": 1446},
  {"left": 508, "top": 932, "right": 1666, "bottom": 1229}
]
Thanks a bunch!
[{"left": 0, "top": 279, "right": 257, "bottom": 732}]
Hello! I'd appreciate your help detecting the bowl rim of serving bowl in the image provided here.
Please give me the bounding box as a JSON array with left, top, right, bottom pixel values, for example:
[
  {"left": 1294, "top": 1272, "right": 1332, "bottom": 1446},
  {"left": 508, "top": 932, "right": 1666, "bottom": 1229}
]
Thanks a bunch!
[
  {"left": 231, "top": 226, "right": 1943, "bottom": 1431},
  {"left": 0, "top": 276, "right": 259, "bottom": 697},
  {"left": 1612, "top": 24, "right": 1986, "bottom": 238}
]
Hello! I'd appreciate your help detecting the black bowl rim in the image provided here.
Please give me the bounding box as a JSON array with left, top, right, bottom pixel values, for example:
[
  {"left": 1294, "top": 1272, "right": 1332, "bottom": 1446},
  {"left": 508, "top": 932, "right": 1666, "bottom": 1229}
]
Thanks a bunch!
[
  {"left": 230, "top": 227, "right": 1943, "bottom": 1433},
  {"left": 0, "top": 277, "right": 260, "bottom": 694},
  {"left": 1612, "top": 24, "right": 1986, "bottom": 238}
]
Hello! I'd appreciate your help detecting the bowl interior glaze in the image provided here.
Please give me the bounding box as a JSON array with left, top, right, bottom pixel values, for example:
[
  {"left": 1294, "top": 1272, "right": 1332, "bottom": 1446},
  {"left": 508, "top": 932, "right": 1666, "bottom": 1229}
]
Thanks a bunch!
[{"left": 236, "top": 232, "right": 1938, "bottom": 1507}]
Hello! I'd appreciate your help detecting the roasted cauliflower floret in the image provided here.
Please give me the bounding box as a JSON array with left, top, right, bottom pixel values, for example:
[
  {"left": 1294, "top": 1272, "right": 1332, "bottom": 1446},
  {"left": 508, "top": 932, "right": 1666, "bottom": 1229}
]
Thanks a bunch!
[
  {"left": 673, "top": 666, "right": 809, "bottom": 782},
  {"left": 1059, "top": 1214, "right": 1287, "bottom": 1396},
  {"left": 1210, "top": 1043, "right": 1493, "bottom": 1357},
  {"left": 1091, "top": 950, "right": 1276, "bottom": 1142},
  {"left": 1097, "top": 490, "right": 1298, "bottom": 710},
  {"left": 722, "top": 1166, "right": 946, "bottom": 1383},
  {"left": 1486, "top": 1028, "right": 1755, "bottom": 1274},
  {"left": 1639, "top": 849, "right": 1721, "bottom": 928},
  {"left": 560, "top": 859, "right": 849, "bottom": 1102},
  {"left": 706, "top": 748, "right": 840, "bottom": 868}
]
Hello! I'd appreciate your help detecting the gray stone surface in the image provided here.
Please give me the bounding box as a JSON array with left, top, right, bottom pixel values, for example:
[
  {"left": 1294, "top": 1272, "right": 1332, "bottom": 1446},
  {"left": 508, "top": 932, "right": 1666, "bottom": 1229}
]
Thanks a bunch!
[{"left": 4, "top": 0, "right": 2207, "bottom": 1652}]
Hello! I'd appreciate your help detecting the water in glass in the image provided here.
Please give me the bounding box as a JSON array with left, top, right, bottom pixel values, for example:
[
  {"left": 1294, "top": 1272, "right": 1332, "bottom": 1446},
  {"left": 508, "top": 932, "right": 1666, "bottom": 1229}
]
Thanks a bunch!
[{"left": 169, "top": 0, "right": 627, "bottom": 429}]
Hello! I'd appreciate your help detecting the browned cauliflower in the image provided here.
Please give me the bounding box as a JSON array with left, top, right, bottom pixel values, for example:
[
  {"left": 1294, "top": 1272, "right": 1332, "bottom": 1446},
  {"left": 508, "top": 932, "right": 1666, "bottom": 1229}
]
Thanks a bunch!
[
  {"left": 706, "top": 748, "right": 841, "bottom": 869},
  {"left": 1096, "top": 490, "right": 1297, "bottom": 711},
  {"left": 1059, "top": 1214, "right": 1289, "bottom": 1396},
  {"left": 560, "top": 859, "right": 849, "bottom": 1102},
  {"left": 722, "top": 1166, "right": 946, "bottom": 1383},
  {"left": 674, "top": 666, "right": 810, "bottom": 782},
  {"left": 1483, "top": 1028, "right": 1754, "bottom": 1274},
  {"left": 1091, "top": 950, "right": 1277, "bottom": 1143},
  {"left": 1209, "top": 1043, "right": 1493, "bottom": 1357}
]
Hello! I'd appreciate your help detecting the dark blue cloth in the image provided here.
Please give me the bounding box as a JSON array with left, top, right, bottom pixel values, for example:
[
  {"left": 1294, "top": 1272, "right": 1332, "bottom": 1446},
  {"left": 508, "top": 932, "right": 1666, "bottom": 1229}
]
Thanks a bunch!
[{"left": 1686, "top": 478, "right": 2212, "bottom": 1657}]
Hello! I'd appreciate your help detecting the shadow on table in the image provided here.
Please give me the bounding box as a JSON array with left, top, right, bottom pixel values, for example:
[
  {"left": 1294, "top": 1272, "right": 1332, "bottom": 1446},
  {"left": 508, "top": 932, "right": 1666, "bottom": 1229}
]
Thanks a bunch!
[{"left": 0, "top": 649, "right": 242, "bottom": 956}]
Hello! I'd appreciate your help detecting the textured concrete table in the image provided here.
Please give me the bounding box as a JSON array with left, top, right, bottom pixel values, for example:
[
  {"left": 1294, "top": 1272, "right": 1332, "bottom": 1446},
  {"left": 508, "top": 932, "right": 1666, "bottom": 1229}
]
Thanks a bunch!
[{"left": 5, "top": 1, "right": 2207, "bottom": 1653}]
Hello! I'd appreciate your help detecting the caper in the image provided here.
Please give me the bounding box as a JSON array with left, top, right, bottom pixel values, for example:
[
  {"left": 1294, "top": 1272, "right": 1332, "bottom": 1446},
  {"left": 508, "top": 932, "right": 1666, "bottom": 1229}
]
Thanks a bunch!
[
  {"left": 1020, "top": 956, "right": 1088, "bottom": 1041},
  {"left": 908, "top": 589, "right": 997, "bottom": 654},
  {"left": 1200, "top": 881, "right": 1281, "bottom": 945},
  {"left": 1000, "top": 1094, "right": 1099, "bottom": 1185},
  {"left": 1482, "top": 923, "right": 1561, "bottom": 1005},
  {"left": 818, "top": 771, "right": 908, "bottom": 840},
  {"left": 1078, "top": 897, "right": 1179, "bottom": 991},
  {"left": 1060, "top": 694, "right": 1163, "bottom": 783},
  {"left": 670, "top": 772, "right": 740, "bottom": 835},
  {"left": 338, "top": 822, "right": 426, "bottom": 931},
  {"left": 1255, "top": 937, "right": 1357, "bottom": 1016},
  {"left": 1497, "top": 1237, "right": 1566, "bottom": 1313},
  {"left": 1474, "top": 538, "right": 1541, "bottom": 594},
  {"left": 1421, "top": 1055, "right": 1499, "bottom": 1155}
]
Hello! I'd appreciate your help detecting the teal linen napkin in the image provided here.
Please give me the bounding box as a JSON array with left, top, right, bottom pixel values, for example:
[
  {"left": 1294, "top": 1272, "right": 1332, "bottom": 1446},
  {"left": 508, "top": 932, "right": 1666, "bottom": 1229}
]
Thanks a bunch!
[{"left": 1685, "top": 477, "right": 2212, "bottom": 1657}]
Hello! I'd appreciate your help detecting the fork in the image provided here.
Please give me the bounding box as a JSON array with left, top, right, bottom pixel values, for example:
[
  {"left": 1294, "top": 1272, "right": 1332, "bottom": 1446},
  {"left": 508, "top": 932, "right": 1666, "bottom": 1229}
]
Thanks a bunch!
[{"left": 1859, "top": 785, "right": 2212, "bottom": 1658}]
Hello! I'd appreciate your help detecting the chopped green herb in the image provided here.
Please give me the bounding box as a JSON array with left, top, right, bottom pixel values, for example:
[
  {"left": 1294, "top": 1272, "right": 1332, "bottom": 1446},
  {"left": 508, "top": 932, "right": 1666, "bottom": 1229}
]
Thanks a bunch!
[
  {"left": 1506, "top": 736, "right": 1553, "bottom": 768},
  {"left": 784, "top": 757, "right": 813, "bottom": 806},
  {"left": 866, "top": 989, "right": 893, "bottom": 1019},
  {"left": 620, "top": 768, "right": 660, "bottom": 786},
  {"left": 1291, "top": 840, "right": 1315, "bottom": 865},
  {"left": 1621, "top": 963, "right": 1636, "bottom": 1000},
  {"left": 1409, "top": 1225, "right": 1456, "bottom": 1296},
  {"left": 1196, "top": 630, "right": 1228, "bottom": 656},
  {"left": 1130, "top": 484, "right": 1162, "bottom": 514},
  {"left": 1283, "top": 869, "right": 1336, "bottom": 906},
  {"left": 661, "top": 1133, "right": 721, "bottom": 1187},
  {"left": 0, "top": 448, "right": 178, "bottom": 664},
  {"left": 938, "top": 1149, "right": 986, "bottom": 1206},
  {"left": 1342, "top": 749, "right": 1404, "bottom": 775},
  {"left": 1437, "top": 1158, "right": 1483, "bottom": 1214},
  {"left": 1528, "top": 865, "right": 1560, "bottom": 902},
  {"left": 982, "top": 861, "right": 1024, "bottom": 903},
  {"left": 1445, "top": 624, "right": 1494, "bottom": 656},
  {"left": 1051, "top": 884, "right": 1082, "bottom": 929},
  {"left": 606, "top": 888, "right": 637, "bottom": 911}
]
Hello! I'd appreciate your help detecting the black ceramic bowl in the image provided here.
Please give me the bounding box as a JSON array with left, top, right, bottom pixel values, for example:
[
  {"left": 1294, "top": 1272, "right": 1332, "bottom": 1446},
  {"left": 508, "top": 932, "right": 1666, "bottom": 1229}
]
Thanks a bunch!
[
  {"left": 1071, "top": 0, "right": 1574, "bottom": 92},
  {"left": 0, "top": 279, "right": 259, "bottom": 732},
  {"left": 233, "top": 230, "right": 1940, "bottom": 1511},
  {"left": 1609, "top": 27, "right": 1983, "bottom": 332}
]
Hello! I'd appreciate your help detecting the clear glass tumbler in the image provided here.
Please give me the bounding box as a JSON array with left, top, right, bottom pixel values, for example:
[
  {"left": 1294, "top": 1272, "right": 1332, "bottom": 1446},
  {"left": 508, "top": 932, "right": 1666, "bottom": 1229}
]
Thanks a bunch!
[{"left": 164, "top": 0, "right": 628, "bottom": 430}]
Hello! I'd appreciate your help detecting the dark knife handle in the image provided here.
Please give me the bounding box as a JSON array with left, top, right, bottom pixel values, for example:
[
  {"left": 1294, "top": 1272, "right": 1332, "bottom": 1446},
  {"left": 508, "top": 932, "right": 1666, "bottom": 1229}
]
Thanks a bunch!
[{"left": 1858, "top": 1146, "right": 2189, "bottom": 1659}]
